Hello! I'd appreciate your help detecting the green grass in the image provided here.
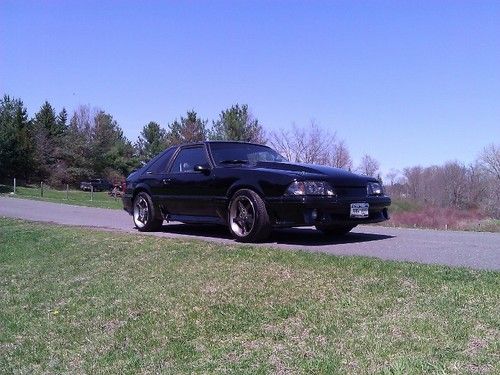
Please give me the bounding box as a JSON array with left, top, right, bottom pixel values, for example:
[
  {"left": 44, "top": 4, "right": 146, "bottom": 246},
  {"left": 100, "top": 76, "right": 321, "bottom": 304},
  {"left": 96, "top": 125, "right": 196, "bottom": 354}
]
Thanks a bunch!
[
  {"left": 0, "top": 184, "right": 122, "bottom": 209},
  {"left": 460, "top": 219, "right": 500, "bottom": 233},
  {"left": 1, "top": 219, "right": 499, "bottom": 374},
  {"left": 388, "top": 199, "right": 422, "bottom": 213}
]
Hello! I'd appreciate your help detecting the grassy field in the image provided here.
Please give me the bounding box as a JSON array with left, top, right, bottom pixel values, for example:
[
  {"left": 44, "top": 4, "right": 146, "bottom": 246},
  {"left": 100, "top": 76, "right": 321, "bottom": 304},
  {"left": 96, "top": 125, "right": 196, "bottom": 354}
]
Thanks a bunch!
[
  {"left": 0, "top": 184, "right": 122, "bottom": 209},
  {"left": 1, "top": 219, "right": 498, "bottom": 374}
]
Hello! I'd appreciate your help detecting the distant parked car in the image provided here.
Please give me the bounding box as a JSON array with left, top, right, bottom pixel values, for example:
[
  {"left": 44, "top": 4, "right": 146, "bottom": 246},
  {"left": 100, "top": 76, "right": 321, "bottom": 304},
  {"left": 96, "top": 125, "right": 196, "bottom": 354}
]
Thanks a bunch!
[
  {"left": 80, "top": 179, "right": 113, "bottom": 192},
  {"left": 122, "top": 141, "right": 391, "bottom": 242}
]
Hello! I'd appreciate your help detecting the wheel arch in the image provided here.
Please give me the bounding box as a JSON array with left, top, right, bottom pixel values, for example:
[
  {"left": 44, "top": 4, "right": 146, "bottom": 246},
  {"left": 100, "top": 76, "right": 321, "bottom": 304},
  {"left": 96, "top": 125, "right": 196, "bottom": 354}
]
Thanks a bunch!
[
  {"left": 226, "top": 183, "right": 266, "bottom": 202},
  {"left": 132, "top": 184, "right": 163, "bottom": 220},
  {"left": 132, "top": 184, "right": 152, "bottom": 201}
]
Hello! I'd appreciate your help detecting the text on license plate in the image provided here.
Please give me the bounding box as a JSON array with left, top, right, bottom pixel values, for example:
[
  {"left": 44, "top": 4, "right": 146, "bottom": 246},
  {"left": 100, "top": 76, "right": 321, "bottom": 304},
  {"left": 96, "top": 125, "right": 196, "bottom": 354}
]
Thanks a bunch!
[{"left": 350, "top": 203, "right": 369, "bottom": 218}]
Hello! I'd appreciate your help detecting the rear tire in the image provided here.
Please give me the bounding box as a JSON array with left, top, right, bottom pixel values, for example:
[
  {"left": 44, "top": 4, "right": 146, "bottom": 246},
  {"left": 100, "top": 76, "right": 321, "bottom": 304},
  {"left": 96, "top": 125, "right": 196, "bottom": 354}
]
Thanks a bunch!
[
  {"left": 133, "top": 192, "right": 163, "bottom": 232},
  {"left": 228, "top": 189, "right": 271, "bottom": 242},
  {"left": 315, "top": 224, "right": 356, "bottom": 236}
]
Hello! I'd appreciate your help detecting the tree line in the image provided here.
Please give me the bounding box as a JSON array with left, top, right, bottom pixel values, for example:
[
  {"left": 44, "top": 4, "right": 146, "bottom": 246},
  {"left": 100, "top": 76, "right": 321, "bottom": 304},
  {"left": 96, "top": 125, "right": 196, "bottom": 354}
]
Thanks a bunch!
[
  {"left": 386, "top": 147, "right": 500, "bottom": 218},
  {"left": 1, "top": 94, "right": 498, "bottom": 217},
  {"left": 0, "top": 94, "right": 354, "bottom": 186},
  {"left": 0, "top": 95, "right": 269, "bottom": 186}
]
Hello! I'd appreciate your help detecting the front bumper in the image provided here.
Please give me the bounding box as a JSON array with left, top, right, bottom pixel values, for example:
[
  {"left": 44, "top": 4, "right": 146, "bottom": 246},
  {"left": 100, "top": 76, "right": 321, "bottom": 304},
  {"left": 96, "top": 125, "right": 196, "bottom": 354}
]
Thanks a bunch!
[{"left": 266, "top": 195, "right": 391, "bottom": 228}]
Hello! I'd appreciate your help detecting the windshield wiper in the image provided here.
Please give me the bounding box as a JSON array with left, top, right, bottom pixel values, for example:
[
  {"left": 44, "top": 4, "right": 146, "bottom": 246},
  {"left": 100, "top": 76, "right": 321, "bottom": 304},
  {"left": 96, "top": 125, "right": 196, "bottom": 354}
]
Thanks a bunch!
[{"left": 219, "top": 159, "right": 249, "bottom": 165}]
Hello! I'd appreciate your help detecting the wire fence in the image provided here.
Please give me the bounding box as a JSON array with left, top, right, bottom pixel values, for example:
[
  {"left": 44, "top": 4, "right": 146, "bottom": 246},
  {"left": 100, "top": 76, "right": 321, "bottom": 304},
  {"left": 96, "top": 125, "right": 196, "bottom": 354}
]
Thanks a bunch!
[{"left": 1, "top": 178, "right": 123, "bottom": 209}]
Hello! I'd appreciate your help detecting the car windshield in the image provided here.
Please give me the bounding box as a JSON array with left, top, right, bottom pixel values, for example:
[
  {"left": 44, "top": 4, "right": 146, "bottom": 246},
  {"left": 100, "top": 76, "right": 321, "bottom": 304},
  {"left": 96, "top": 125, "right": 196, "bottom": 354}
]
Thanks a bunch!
[{"left": 210, "top": 143, "right": 287, "bottom": 166}]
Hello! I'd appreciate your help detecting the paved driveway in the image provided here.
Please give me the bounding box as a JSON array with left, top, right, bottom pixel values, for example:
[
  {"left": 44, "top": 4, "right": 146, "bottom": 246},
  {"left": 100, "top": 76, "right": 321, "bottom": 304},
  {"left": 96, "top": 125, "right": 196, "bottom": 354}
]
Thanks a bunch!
[{"left": 1, "top": 196, "right": 499, "bottom": 270}]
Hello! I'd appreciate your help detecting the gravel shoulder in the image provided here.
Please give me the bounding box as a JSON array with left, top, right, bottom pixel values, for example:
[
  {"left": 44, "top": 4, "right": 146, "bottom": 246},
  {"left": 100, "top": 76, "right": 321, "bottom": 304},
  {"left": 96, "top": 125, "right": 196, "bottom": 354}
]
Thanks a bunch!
[{"left": 1, "top": 196, "right": 499, "bottom": 270}]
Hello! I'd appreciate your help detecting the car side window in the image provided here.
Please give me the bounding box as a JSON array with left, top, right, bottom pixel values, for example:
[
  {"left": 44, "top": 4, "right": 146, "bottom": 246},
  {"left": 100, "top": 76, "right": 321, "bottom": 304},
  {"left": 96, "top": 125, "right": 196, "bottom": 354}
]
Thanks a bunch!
[
  {"left": 147, "top": 148, "right": 176, "bottom": 174},
  {"left": 169, "top": 147, "right": 208, "bottom": 173}
]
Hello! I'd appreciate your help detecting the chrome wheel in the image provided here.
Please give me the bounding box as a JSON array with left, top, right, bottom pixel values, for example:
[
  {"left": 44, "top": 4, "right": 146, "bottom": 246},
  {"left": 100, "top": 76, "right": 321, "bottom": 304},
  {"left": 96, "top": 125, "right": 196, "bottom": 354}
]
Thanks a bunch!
[
  {"left": 133, "top": 195, "right": 149, "bottom": 229},
  {"left": 229, "top": 196, "right": 256, "bottom": 237}
]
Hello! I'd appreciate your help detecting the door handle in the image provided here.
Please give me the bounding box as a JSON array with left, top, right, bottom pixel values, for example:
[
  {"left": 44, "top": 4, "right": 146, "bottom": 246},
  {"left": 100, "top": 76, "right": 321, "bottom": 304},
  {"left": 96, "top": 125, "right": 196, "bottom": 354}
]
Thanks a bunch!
[{"left": 162, "top": 178, "right": 171, "bottom": 185}]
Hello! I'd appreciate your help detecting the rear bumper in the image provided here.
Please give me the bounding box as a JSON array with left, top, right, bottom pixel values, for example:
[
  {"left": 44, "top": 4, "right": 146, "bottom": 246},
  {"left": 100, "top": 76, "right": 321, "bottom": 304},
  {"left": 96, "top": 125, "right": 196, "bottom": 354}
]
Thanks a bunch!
[
  {"left": 122, "top": 194, "right": 133, "bottom": 215},
  {"left": 266, "top": 195, "right": 391, "bottom": 228}
]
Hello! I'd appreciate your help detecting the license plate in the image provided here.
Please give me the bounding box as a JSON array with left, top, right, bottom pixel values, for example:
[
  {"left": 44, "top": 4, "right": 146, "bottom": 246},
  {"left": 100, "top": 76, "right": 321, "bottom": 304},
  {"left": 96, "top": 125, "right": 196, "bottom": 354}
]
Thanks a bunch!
[{"left": 350, "top": 203, "right": 369, "bottom": 218}]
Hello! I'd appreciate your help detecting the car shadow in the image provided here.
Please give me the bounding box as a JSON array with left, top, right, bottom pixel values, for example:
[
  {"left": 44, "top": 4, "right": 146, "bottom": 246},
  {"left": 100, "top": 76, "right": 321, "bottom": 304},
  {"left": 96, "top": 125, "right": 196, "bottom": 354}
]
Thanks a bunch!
[{"left": 160, "top": 224, "right": 394, "bottom": 246}]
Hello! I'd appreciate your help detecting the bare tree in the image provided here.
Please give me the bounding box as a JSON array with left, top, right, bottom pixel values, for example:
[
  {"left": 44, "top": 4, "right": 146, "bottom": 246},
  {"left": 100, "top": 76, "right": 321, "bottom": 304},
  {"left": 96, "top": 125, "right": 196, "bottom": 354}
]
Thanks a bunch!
[
  {"left": 330, "top": 140, "right": 353, "bottom": 169},
  {"left": 440, "top": 161, "right": 468, "bottom": 207},
  {"left": 385, "top": 169, "right": 400, "bottom": 186},
  {"left": 268, "top": 122, "right": 351, "bottom": 168},
  {"left": 403, "top": 166, "right": 423, "bottom": 200},
  {"left": 357, "top": 154, "right": 380, "bottom": 177},
  {"left": 465, "top": 162, "right": 489, "bottom": 209},
  {"left": 267, "top": 127, "right": 295, "bottom": 161},
  {"left": 480, "top": 144, "right": 500, "bottom": 181},
  {"left": 479, "top": 144, "right": 500, "bottom": 217}
]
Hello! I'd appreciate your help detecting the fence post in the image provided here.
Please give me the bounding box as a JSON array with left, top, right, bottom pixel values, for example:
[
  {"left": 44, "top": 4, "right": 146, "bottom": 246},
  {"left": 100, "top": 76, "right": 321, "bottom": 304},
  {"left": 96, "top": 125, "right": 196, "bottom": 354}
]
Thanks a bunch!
[
  {"left": 66, "top": 184, "right": 69, "bottom": 200},
  {"left": 90, "top": 185, "right": 93, "bottom": 202},
  {"left": 13, "top": 178, "right": 16, "bottom": 194},
  {"left": 40, "top": 182, "right": 44, "bottom": 197}
]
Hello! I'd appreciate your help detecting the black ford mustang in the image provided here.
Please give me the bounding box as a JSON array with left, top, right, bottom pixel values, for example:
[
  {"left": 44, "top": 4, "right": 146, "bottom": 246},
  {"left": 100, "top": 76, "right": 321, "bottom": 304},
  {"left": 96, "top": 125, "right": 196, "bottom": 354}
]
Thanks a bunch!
[{"left": 123, "top": 141, "right": 391, "bottom": 242}]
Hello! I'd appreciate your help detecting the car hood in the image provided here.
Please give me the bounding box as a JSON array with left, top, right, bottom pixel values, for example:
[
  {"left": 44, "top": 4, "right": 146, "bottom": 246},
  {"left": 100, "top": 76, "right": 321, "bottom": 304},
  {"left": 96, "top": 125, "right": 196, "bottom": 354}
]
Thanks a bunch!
[{"left": 254, "top": 161, "right": 375, "bottom": 186}]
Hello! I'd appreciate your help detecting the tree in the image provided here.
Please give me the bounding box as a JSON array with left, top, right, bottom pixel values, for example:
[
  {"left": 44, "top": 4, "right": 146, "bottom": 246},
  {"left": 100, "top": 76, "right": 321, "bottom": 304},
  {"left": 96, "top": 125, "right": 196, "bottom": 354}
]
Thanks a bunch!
[
  {"left": 135, "top": 121, "right": 168, "bottom": 163},
  {"left": 357, "top": 154, "right": 380, "bottom": 177},
  {"left": 0, "top": 95, "right": 34, "bottom": 179},
  {"left": 480, "top": 144, "right": 500, "bottom": 181},
  {"left": 403, "top": 166, "right": 423, "bottom": 200},
  {"left": 57, "top": 108, "right": 68, "bottom": 131},
  {"left": 478, "top": 144, "right": 500, "bottom": 217},
  {"left": 58, "top": 106, "right": 134, "bottom": 184},
  {"left": 385, "top": 169, "right": 400, "bottom": 187},
  {"left": 268, "top": 122, "right": 351, "bottom": 167},
  {"left": 291, "top": 122, "right": 330, "bottom": 164},
  {"left": 59, "top": 106, "right": 95, "bottom": 184},
  {"left": 91, "top": 110, "right": 131, "bottom": 178},
  {"left": 31, "top": 101, "right": 60, "bottom": 180},
  {"left": 167, "top": 110, "right": 207, "bottom": 145},
  {"left": 440, "top": 161, "right": 468, "bottom": 207},
  {"left": 331, "top": 140, "right": 353, "bottom": 169},
  {"left": 210, "top": 104, "right": 265, "bottom": 143},
  {"left": 33, "top": 101, "right": 59, "bottom": 136}
]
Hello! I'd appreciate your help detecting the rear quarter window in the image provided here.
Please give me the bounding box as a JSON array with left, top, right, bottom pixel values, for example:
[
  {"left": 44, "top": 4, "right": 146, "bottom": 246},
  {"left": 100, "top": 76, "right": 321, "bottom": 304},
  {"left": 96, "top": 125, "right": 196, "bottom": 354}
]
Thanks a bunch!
[{"left": 146, "top": 148, "right": 176, "bottom": 174}]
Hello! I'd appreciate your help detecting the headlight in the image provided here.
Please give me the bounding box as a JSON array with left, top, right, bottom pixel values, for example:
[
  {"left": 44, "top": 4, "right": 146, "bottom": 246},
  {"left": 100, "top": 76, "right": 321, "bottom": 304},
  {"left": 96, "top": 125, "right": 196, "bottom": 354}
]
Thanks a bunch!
[
  {"left": 286, "top": 181, "right": 336, "bottom": 196},
  {"left": 367, "top": 182, "right": 384, "bottom": 195}
]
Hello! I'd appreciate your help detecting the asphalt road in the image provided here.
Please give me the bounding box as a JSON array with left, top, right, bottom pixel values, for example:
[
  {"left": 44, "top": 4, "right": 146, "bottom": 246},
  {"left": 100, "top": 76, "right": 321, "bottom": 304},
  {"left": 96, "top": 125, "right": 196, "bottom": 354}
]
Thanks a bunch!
[{"left": 1, "top": 196, "right": 499, "bottom": 271}]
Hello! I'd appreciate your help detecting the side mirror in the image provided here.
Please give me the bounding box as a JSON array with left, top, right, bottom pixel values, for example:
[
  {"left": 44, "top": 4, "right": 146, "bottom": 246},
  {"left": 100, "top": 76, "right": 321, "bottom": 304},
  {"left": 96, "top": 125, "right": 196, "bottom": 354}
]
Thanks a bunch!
[{"left": 193, "top": 164, "right": 210, "bottom": 174}]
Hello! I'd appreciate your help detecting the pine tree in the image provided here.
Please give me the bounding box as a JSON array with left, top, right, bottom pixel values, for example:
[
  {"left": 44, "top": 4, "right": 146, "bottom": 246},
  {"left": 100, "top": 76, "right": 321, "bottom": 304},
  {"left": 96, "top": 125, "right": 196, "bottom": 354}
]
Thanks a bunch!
[
  {"left": 210, "top": 104, "right": 265, "bottom": 143},
  {"left": 90, "top": 110, "right": 138, "bottom": 181},
  {"left": 31, "top": 101, "right": 59, "bottom": 181},
  {"left": 0, "top": 95, "right": 34, "bottom": 179},
  {"left": 135, "top": 121, "right": 168, "bottom": 163},
  {"left": 57, "top": 108, "right": 68, "bottom": 133},
  {"left": 167, "top": 110, "right": 207, "bottom": 146}
]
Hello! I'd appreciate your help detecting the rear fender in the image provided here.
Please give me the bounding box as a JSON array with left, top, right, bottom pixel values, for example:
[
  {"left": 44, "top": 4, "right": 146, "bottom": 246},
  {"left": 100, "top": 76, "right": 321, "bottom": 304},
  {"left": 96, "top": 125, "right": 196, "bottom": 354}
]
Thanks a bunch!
[{"left": 132, "top": 184, "right": 164, "bottom": 220}]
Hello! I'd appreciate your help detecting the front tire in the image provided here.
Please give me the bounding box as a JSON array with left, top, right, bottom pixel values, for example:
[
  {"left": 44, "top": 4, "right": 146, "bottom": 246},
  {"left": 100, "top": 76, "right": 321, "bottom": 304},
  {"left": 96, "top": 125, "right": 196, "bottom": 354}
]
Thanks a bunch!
[
  {"left": 133, "top": 192, "right": 163, "bottom": 232},
  {"left": 315, "top": 224, "right": 356, "bottom": 236},
  {"left": 228, "top": 189, "right": 271, "bottom": 242}
]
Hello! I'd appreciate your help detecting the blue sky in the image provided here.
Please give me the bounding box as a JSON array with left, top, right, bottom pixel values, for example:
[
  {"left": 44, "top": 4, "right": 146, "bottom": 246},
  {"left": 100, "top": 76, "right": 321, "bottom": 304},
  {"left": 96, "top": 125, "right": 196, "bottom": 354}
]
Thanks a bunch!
[{"left": 1, "top": 1, "right": 499, "bottom": 175}]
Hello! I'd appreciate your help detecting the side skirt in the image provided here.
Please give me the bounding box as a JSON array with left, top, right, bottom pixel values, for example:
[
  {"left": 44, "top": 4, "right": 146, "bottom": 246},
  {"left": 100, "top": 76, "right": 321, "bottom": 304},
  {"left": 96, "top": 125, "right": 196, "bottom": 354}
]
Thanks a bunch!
[{"left": 165, "top": 214, "right": 226, "bottom": 225}]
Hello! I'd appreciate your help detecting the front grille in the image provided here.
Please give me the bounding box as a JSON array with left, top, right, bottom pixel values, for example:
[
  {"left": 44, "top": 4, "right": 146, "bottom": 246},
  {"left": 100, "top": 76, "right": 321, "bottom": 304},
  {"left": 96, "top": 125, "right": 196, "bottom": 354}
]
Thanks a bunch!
[{"left": 335, "top": 186, "right": 367, "bottom": 198}]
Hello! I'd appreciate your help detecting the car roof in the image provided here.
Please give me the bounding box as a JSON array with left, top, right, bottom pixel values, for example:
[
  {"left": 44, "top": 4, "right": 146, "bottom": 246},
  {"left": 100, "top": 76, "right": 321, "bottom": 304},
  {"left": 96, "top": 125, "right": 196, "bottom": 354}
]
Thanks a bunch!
[{"left": 174, "top": 140, "right": 268, "bottom": 148}]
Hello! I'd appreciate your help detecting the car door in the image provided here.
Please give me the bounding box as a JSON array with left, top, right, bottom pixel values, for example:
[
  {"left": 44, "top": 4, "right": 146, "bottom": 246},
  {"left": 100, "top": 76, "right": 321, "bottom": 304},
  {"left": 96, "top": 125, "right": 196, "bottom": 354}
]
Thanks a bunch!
[{"left": 162, "top": 145, "right": 215, "bottom": 216}]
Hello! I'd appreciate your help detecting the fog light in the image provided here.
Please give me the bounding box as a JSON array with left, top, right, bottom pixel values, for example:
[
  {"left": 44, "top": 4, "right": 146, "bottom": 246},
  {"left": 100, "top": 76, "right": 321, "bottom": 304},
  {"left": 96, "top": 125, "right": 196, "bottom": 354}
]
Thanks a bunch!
[{"left": 311, "top": 209, "right": 318, "bottom": 220}]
